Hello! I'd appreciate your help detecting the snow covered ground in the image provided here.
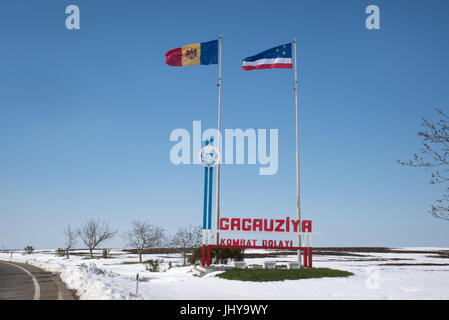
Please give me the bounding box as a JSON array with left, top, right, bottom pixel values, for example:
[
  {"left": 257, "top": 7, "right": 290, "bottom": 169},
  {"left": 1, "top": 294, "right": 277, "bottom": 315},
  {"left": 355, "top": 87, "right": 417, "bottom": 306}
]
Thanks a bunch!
[{"left": 1, "top": 247, "right": 449, "bottom": 300}]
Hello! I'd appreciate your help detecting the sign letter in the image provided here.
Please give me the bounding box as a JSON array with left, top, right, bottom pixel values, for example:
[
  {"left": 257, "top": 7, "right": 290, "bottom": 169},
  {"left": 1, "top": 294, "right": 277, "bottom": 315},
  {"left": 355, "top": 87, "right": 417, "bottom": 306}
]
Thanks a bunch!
[
  {"left": 365, "top": 5, "right": 380, "bottom": 30},
  {"left": 66, "top": 5, "right": 80, "bottom": 30}
]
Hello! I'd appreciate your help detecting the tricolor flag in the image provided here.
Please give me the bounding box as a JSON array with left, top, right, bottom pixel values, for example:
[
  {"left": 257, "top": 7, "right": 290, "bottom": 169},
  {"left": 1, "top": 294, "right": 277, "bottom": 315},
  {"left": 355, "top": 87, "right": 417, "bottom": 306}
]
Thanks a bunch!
[
  {"left": 165, "top": 40, "right": 218, "bottom": 67},
  {"left": 242, "top": 43, "right": 292, "bottom": 71}
]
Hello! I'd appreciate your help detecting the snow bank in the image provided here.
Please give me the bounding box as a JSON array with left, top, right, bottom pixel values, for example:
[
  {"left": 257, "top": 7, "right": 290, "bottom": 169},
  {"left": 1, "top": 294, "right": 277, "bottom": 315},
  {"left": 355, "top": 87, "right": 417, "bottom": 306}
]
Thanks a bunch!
[{"left": 1, "top": 247, "right": 449, "bottom": 300}]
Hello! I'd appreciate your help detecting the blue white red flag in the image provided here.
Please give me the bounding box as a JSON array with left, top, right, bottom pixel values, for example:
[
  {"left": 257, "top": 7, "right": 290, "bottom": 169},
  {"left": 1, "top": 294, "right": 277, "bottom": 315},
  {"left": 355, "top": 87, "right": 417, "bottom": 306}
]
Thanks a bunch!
[{"left": 242, "top": 43, "right": 293, "bottom": 71}]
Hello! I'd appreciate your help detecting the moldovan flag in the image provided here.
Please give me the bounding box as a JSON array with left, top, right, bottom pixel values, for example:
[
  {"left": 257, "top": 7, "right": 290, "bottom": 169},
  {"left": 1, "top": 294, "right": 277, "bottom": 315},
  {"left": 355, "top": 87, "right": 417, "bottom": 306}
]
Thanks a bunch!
[
  {"left": 242, "top": 43, "right": 292, "bottom": 70},
  {"left": 165, "top": 40, "right": 218, "bottom": 67}
]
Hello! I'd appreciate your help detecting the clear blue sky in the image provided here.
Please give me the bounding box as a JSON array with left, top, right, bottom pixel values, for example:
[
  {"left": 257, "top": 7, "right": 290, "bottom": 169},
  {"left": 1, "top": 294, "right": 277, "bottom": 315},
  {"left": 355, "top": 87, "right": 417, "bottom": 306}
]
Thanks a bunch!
[{"left": 0, "top": 0, "right": 448, "bottom": 249}]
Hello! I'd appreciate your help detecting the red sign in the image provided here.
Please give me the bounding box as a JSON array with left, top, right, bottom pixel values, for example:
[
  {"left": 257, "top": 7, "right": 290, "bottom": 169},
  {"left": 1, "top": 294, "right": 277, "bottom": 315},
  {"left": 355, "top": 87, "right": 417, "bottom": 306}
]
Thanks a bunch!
[
  {"left": 219, "top": 217, "right": 312, "bottom": 233},
  {"left": 203, "top": 217, "right": 317, "bottom": 268}
]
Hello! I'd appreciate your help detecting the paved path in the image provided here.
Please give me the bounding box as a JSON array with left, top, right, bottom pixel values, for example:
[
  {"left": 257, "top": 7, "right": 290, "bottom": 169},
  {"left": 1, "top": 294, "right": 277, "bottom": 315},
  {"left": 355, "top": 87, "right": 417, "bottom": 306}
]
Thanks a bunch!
[{"left": 0, "top": 261, "right": 76, "bottom": 300}]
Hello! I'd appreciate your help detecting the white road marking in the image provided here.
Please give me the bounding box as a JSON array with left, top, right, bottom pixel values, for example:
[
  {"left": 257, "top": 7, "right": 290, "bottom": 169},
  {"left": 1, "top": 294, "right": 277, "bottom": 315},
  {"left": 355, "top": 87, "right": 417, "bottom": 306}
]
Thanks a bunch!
[
  {"left": 5, "top": 262, "right": 41, "bottom": 300},
  {"left": 51, "top": 275, "right": 64, "bottom": 300}
]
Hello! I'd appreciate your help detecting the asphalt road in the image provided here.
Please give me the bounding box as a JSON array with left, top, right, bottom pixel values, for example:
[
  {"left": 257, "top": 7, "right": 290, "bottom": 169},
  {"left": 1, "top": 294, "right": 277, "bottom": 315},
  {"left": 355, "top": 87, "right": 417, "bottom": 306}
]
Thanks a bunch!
[{"left": 0, "top": 261, "right": 76, "bottom": 300}]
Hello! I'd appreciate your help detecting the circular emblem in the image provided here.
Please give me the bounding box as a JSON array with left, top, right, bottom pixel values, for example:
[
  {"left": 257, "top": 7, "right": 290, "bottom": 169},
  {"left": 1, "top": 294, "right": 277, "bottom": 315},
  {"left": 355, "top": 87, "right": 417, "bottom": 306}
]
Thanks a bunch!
[{"left": 199, "top": 145, "right": 220, "bottom": 167}]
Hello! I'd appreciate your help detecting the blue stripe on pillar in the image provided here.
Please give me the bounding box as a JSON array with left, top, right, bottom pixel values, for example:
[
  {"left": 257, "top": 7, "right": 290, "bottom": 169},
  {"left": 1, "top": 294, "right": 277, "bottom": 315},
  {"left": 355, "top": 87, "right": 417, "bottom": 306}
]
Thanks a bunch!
[
  {"left": 207, "top": 166, "right": 213, "bottom": 230},
  {"left": 202, "top": 140, "right": 210, "bottom": 230}
]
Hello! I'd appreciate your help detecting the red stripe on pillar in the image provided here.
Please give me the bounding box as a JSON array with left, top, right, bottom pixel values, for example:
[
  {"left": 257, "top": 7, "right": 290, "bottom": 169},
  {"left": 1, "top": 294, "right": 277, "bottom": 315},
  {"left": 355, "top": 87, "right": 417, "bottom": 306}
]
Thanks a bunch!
[
  {"left": 308, "top": 248, "right": 312, "bottom": 268},
  {"left": 202, "top": 245, "right": 206, "bottom": 267},
  {"left": 207, "top": 246, "right": 211, "bottom": 266}
]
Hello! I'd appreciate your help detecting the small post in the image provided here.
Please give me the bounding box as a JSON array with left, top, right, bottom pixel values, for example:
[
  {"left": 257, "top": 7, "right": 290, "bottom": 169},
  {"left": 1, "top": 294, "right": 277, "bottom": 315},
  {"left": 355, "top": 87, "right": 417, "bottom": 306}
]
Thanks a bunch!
[{"left": 135, "top": 273, "right": 139, "bottom": 295}]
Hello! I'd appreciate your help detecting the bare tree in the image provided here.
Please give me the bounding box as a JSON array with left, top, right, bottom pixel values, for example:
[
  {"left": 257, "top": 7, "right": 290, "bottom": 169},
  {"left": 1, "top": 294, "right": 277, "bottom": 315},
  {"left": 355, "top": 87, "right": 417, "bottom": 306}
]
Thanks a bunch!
[
  {"left": 126, "top": 221, "right": 165, "bottom": 263},
  {"left": 62, "top": 225, "right": 77, "bottom": 259},
  {"left": 399, "top": 109, "right": 449, "bottom": 221},
  {"left": 77, "top": 219, "right": 117, "bottom": 258},
  {"left": 170, "top": 225, "right": 202, "bottom": 266}
]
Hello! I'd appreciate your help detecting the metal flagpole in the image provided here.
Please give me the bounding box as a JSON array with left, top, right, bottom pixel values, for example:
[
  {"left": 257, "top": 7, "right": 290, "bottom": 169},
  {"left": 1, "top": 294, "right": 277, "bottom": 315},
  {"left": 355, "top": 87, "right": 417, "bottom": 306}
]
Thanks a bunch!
[
  {"left": 293, "top": 39, "right": 302, "bottom": 265},
  {"left": 214, "top": 35, "right": 223, "bottom": 245}
]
